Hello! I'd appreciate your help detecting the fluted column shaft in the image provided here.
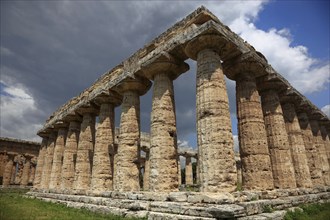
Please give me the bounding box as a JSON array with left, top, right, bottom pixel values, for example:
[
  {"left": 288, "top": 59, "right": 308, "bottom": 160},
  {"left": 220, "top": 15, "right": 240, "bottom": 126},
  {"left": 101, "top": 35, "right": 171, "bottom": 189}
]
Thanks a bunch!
[
  {"left": 236, "top": 73, "right": 274, "bottom": 190},
  {"left": 320, "top": 126, "right": 330, "bottom": 170},
  {"left": 178, "top": 156, "right": 182, "bottom": 186},
  {"left": 185, "top": 156, "right": 193, "bottom": 185},
  {"left": 49, "top": 127, "right": 67, "bottom": 190},
  {"left": 21, "top": 157, "right": 31, "bottom": 186},
  {"left": 61, "top": 120, "right": 80, "bottom": 190},
  {"left": 33, "top": 137, "right": 48, "bottom": 188},
  {"left": 310, "top": 120, "right": 330, "bottom": 185},
  {"left": 29, "top": 162, "right": 36, "bottom": 184},
  {"left": 10, "top": 162, "right": 16, "bottom": 184},
  {"left": 149, "top": 73, "right": 179, "bottom": 191},
  {"left": 143, "top": 150, "right": 150, "bottom": 190},
  {"left": 261, "top": 89, "right": 296, "bottom": 188},
  {"left": 3, "top": 155, "right": 14, "bottom": 186},
  {"left": 40, "top": 132, "right": 56, "bottom": 189},
  {"left": 0, "top": 153, "right": 7, "bottom": 178},
  {"left": 282, "top": 103, "right": 312, "bottom": 188},
  {"left": 114, "top": 91, "right": 140, "bottom": 191},
  {"left": 298, "top": 112, "right": 323, "bottom": 185},
  {"left": 91, "top": 102, "right": 116, "bottom": 193},
  {"left": 73, "top": 112, "right": 96, "bottom": 192}
]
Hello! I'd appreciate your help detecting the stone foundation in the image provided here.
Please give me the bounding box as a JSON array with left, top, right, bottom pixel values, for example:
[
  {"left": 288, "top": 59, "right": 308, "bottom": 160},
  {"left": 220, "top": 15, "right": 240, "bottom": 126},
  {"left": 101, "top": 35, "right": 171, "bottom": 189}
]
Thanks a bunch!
[{"left": 27, "top": 187, "right": 330, "bottom": 219}]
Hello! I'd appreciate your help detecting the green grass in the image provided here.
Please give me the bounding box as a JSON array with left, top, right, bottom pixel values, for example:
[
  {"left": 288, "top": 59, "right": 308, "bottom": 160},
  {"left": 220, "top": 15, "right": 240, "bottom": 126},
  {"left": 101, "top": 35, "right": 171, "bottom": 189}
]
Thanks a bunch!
[
  {"left": 284, "top": 202, "right": 330, "bottom": 220},
  {"left": 0, "top": 188, "right": 145, "bottom": 220}
]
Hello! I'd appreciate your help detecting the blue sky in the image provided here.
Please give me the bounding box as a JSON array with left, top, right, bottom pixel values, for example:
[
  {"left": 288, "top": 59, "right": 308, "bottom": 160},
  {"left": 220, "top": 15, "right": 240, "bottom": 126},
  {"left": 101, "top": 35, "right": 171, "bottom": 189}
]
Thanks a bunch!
[{"left": 1, "top": 1, "right": 329, "bottom": 151}]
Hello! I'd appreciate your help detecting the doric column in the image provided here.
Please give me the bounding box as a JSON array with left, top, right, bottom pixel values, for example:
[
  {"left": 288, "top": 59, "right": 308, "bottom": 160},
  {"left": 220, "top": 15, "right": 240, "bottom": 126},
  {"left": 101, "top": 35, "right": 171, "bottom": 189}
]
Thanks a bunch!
[
  {"left": 320, "top": 125, "right": 330, "bottom": 170},
  {"left": 0, "top": 153, "right": 7, "bottom": 179},
  {"left": 60, "top": 113, "right": 81, "bottom": 191},
  {"left": 142, "top": 148, "right": 150, "bottom": 191},
  {"left": 40, "top": 131, "right": 57, "bottom": 189},
  {"left": 113, "top": 76, "right": 150, "bottom": 192},
  {"left": 298, "top": 112, "right": 324, "bottom": 185},
  {"left": 230, "top": 69, "right": 274, "bottom": 190},
  {"left": 29, "top": 157, "right": 37, "bottom": 185},
  {"left": 10, "top": 161, "right": 16, "bottom": 184},
  {"left": 143, "top": 53, "right": 188, "bottom": 192},
  {"left": 3, "top": 154, "right": 14, "bottom": 186},
  {"left": 73, "top": 105, "right": 97, "bottom": 193},
  {"left": 310, "top": 119, "right": 330, "bottom": 185},
  {"left": 91, "top": 92, "right": 121, "bottom": 193},
  {"left": 260, "top": 89, "right": 296, "bottom": 189},
  {"left": 178, "top": 156, "right": 182, "bottom": 186},
  {"left": 185, "top": 155, "right": 193, "bottom": 185},
  {"left": 185, "top": 35, "right": 237, "bottom": 192},
  {"left": 14, "top": 155, "right": 24, "bottom": 185},
  {"left": 49, "top": 122, "right": 68, "bottom": 191},
  {"left": 21, "top": 155, "right": 32, "bottom": 186},
  {"left": 281, "top": 102, "right": 312, "bottom": 188},
  {"left": 33, "top": 137, "right": 48, "bottom": 189}
]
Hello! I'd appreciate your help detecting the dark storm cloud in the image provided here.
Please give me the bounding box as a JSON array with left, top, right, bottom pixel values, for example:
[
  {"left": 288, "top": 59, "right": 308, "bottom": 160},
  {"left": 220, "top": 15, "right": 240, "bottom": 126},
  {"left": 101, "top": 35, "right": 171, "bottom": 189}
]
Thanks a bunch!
[{"left": 1, "top": 1, "right": 238, "bottom": 143}]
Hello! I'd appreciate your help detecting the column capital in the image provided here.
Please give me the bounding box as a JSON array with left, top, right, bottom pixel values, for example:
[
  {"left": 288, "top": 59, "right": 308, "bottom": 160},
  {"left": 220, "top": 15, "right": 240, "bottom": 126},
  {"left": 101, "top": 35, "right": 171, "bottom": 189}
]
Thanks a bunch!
[
  {"left": 93, "top": 90, "right": 122, "bottom": 107},
  {"left": 223, "top": 52, "right": 268, "bottom": 80},
  {"left": 75, "top": 103, "right": 99, "bottom": 116},
  {"left": 257, "top": 77, "right": 288, "bottom": 94},
  {"left": 142, "top": 52, "right": 189, "bottom": 80},
  {"left": 63, "top": 112, "right": 82, "bottom": 123},
  {"left": 53, "top": 120, "right": 69, "bottom": 130},
  {"left": 184, "top": 34, "right": 226, "bottom": 60},
  {"left": 113, "top": 75, "right": 151, "bottom": 96}
]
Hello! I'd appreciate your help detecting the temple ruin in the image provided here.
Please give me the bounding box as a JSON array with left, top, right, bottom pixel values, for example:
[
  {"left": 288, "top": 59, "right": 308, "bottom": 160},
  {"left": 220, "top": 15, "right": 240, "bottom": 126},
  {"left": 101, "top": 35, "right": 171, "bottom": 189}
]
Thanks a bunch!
[
  {"left": 0, "top": 137, "right": 40, "bottom": 187},
  {"left": 26, "top": 6, "right": 329, "bottom": 219}
]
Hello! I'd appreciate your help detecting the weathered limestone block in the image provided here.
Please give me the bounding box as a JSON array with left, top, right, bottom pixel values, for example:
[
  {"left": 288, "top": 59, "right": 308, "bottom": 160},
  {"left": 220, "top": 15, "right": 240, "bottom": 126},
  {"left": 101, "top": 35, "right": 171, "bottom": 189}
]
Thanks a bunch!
[
  {"left": 310, "top": 120, "right": 330, "bottom": 185},
  {"left": 91, "top": 92, "right": 121, "bottom": 193},
  {"left": 40, "top": 132, "right": 57, "bottom": 189},
  {"left": 3, "top": 154, "right": 14, "bottom": 186},
  {"left": 21, "top": 155, "right": 32, "bottom": 186},
  {"left": 61, "top": 116, "right": 81, "bottom": 190},
  {"left": 297, "top": 112, "right": 323, "bottom": 185},
  {"left": 185, "top": 156, "right": 193, "bottom": 185},
  {"left": 185, "top": 34, "right": 237, "bottom": 192},
  {"left": 73, "top": 107, "right": 96, "bottom": 192},
  {"left": 143, "top": 54, "right": 188, "bottom": 192},
  {"left": 281, "top": 102, "right": 312, "bottom": 188},
  {"left": 33, "top": 137, "right": 48, "bottom": 188},
  {"left": 14, "top": 155, "right": 24, "bottom": 185},
  {"left": 113, "top": 77, "right": 150, "bottom": 192},
  {"left": 29, "top": 157, "right": 37, "bottom": 184},
  {"left": 260, "top": 89, "right": 296, "bottom": 189},
  {"left": 49, "top": 125, "right": 68, "bottom": 190},
  {"left": 235, "top": 72, "right": 274, "bottom": 190},
  {"left": 143, "top": 149, "right": 150, "bottom": 190}
]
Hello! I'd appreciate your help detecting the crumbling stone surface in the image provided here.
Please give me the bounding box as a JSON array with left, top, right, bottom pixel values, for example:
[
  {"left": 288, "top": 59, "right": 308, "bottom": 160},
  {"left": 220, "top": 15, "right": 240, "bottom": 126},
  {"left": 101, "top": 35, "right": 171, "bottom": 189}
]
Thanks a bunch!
[
  {"left": 73, "top": 112, "right": 96, "bottom": 192},
  {"left": 61, "top": 121, "right": 80, "bottom": 190},
  {"left": 40, "top": 132, "right": 57, "bottom": 189},
  {"left": 20, "top": 156, "right": 32, "bottom": 186},
  {"left": 298, "top": 112, "right": 324, "bottom": 185},
  {"left": 2, "top": 155, "right": 14, "bottom": 186},
  {"left": 235, "top": 72, "right": 274, "bottom": 190},
  {"left": 34, "top": 138, "right": 48, "bottom": 188},
  {"left": 282, "top": 102, "right": 312, "bottom": 188},
  {"left": 49, "top": 127, "right": 67, "bottom": 190},
  {"left": 261, "top": 89, "right": 296, "bottom": 189}
]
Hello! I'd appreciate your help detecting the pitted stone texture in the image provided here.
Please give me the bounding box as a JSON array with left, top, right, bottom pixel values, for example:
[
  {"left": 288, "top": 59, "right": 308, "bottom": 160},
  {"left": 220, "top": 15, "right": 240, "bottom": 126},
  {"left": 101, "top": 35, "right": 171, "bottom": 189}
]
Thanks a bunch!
[
  {"left": 114, "top": 90, "right": 140, "bottom": 192},
  {"left": 282, "top": 103, "right": 312, "bottom": 188},
  {"left": 261, "top": 89, "right": 296, "bottom": 189},
  {"left": 40, "top": 132, "right": 56, "bottom": 189},
  {"left": 34, "top": 138, "right": 48, "bottom": 188},
  {"left": 10, "top": 162, "right": 16, "bottom": 184},
  {"left": 149, "top": 73, "right": 179, "bottom": 192},
  {"left": 14, "top": 155, "right": 24, "bottom": 184},
  {"left": 3, "top": 155, "right": 14, "bottom": 186},
  {"left": 143, "top": 150, "right": 150, "bottom": 190},
  {"left": 189, "top": 46, "right": 237, "bottom": 192},
  {"left": 310, "top": 120, "right": 330, "bottom": 185},
  {"left": 29, "top": 158, "right": 37, "bottom": 184},
  {"left": 61, "top": 121, "right": 80, "bottom": 190},
  {"left": 73, "top": 113, "right": 96, "bottom": 191},
  {"left": 185, "top": 156, "right": 193, "bottom": 185},
  {"left": 91, "top": 102, "right": 115, "bottom": 192},
  {"left": 236, "top": 73, "right": 273, "bottom": 190},
  {"left": 49, "top": 127, "right": 67, "bottom": 190},
  {"left": 320, "top": 125, "right": 330, "bottom": 170},
  {"left": 298, "top": 112, "right": 324, "bottom": 185},
  {"left": 20, "top": 157, "right": 31, "bottom": 186}
]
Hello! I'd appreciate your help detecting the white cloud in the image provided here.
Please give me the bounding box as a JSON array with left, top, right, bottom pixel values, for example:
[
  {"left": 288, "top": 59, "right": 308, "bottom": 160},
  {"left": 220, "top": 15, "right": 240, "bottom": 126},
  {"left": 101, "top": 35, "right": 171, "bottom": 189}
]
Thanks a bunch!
[
  {"left": 0, "top": 80, "right": 42, "bottom": 141},
  {"left": 321, "top": 105, "right": 330, "bottom": 118}
]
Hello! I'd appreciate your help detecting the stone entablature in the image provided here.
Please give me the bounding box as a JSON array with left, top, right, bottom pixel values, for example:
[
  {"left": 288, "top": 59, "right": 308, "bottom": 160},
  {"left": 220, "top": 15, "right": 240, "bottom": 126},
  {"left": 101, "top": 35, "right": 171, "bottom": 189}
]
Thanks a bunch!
[{"left": 0, "top": 137, "right": 40, "bottom": 187}]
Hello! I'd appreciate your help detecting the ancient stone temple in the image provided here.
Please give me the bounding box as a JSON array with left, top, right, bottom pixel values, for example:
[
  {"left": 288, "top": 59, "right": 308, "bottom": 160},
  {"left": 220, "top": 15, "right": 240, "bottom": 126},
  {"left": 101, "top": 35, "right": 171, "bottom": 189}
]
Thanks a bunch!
[
  {"left": 0, "top": 137, "right": 40, "bottom": 187},
  {"left": 28, "top": 7, "right": 330, "bottom": 219}
]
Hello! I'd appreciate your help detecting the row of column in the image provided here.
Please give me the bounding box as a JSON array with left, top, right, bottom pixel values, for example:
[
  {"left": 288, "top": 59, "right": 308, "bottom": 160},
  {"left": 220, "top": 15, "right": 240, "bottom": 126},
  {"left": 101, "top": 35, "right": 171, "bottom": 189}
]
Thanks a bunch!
[
  {"left": 1, "top": 153, "right": 36, "bottom": 187},
  {"left": 34, "top": 33, "right": 329, "bottom": 194}
]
